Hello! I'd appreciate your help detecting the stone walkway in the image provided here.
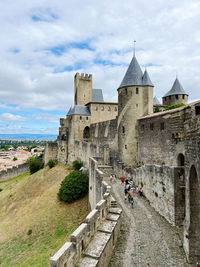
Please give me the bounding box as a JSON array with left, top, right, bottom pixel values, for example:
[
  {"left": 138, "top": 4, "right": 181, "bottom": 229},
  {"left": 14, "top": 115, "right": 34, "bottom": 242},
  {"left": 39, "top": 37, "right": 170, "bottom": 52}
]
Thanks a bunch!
[{"left": 108, "top": 180, "right": 193, "bottom": 267}]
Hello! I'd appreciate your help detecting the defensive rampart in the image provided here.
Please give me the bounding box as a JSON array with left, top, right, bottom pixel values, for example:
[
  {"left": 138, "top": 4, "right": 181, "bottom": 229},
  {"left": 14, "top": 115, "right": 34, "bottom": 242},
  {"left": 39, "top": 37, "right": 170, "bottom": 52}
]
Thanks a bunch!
[
  {"left": 50, "top": 158, "right": 121, "bottom": 267},
  {"left": 0, "top": 163, "right": 29, "bottom": 182}
]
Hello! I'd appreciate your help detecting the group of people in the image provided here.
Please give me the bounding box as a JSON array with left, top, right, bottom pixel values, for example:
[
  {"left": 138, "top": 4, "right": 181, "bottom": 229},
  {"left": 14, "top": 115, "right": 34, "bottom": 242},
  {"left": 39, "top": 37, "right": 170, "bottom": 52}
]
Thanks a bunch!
[
  {"left": 121, "top": 175, "right": 144, "bottom": 208},
  {"left": 109, "top": 174, "right": 117, "bottom": 183}
]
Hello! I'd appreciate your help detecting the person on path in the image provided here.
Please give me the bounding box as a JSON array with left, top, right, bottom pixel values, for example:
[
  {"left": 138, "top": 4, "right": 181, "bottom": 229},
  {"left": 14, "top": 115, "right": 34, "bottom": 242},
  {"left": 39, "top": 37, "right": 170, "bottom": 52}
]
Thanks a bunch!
[
  {"left": 139, "top": 187, "right": 143, "bottom": 197},
  {"left": 131, "top": 197, "right": 134, "bottom": 208},
  {"left": 113, "top": 174, "right": 117, "bottom": 182},
  {"left": 110, "top": 175, "right": 113, "bottom": 183},
  {"left": 121, "top": 176, "right": 125, "bottom": 185},
  {"left": 128, "top": 193, "right": 131, "bottom": 203}
]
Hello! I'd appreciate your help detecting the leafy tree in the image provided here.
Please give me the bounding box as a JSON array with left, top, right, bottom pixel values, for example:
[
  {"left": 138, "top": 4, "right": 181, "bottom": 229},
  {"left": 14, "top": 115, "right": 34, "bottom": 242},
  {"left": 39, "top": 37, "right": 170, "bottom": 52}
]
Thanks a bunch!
[
  {"left": 58, "top": 170, "right": 88, "bottom": 203},
  {"left": 13, "top": 157, "right": 18, "bottom": 161},
  {"left": 27, "top": 157, "right": 44, "bottom": 174},
  {"left": 72, "top": 160, "right": 83, "bottom": 170}
]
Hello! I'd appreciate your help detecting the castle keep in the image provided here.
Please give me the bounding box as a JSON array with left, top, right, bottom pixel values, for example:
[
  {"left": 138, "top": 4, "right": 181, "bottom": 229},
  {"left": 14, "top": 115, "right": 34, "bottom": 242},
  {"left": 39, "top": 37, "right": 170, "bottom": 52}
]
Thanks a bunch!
[{"left": 45, "top": 54, "right": 200, "bottom": 264}]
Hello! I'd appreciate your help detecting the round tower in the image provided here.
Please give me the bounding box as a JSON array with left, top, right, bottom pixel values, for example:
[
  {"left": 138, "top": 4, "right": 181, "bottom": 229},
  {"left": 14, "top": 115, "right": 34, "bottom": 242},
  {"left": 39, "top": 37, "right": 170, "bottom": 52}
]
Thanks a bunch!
[
  {"left": 118, "top": 56, "right": 154, "bottom": 165},
  {"left": 162, "top": 78, "right": 188, "bottom": 106}
]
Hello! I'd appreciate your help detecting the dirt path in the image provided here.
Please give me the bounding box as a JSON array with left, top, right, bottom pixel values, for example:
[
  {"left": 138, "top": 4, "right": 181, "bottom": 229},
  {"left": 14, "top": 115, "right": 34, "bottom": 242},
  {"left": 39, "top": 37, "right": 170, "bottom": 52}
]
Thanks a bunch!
[{"left": 108, "top": 179, "right": 192, "bottom": 267}]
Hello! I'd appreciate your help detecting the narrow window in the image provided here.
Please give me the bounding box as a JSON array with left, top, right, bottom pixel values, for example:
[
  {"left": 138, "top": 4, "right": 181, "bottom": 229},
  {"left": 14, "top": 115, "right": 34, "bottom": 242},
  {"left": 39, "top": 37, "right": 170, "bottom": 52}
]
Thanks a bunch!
[
  {"left": 182, "top": 95, "right": 185, "bottom": 99},
  {"left": 125, "top": 145, "right": 127, "bottom": 149},
  {"left": 141, "top": 124, "right": 144, "bottom": 131},
  {"left": 125, "top": 88, "right": 127, "bottom": 95},
  {"left": 176, "top": 95, "right": 178, "bottom": 99},
  {"left": 195, "top": 105, "right": 200, "bottom": 115},
  {"left": 108, "top": 106, "right": 111, "bottom": 111},
  {"left": 136, "top": 104, "right": 138, "bottom": 108},
  {"left": 102, "top": 209, "right": 104, "bottom": 218},
  {"left": 122, "top": 126, "right": 125, "bottom": 133},
  {"left": 169, "top": 96, "right": 171, "bottom": 100},
  {"left": 86, "top": 117, "right": 88, "bottom": 120},
  {"left": 81, "top": 240, "right": 84, "bottom": 251},
  {"left": 160, "top": 122, "right": 165, "bottom": 130},
  {"left": 136, "top": 88, "right": 139, "bottom": 94},
  {"left": 80, "top": 116, "right": 82, "bottom": 120},
  {"left": 150, "top": 123, "right": 154, "bottom": 130},
  {"left": 101, "top": 106, "right": 104, "bottom": 111},
  {"left": 114, "top": 107, "right": 117, "bottom": 111}
]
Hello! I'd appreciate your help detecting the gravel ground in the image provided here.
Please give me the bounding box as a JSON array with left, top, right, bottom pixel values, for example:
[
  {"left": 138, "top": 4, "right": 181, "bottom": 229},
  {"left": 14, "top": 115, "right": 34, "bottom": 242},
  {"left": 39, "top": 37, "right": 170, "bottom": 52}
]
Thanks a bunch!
[{"left": 108, "top": 179, "right": 193, "bottom": 267}]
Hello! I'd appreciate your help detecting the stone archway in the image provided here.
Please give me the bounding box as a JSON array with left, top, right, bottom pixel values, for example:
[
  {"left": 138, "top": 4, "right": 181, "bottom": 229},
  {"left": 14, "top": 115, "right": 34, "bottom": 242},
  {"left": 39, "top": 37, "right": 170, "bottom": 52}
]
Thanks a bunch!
[
  {"left": 188, "top": 165, "right": 200, "bottom": 263},
  {"left": 83, "top": 126, "right": 90, "bottom": 139},
  {"left": 177, "top": 153, "right": 185, "bottom": 166}
]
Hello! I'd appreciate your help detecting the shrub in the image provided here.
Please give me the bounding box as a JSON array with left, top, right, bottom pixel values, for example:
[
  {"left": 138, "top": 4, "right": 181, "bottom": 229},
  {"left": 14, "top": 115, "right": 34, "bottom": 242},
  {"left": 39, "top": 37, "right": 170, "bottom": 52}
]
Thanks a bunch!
[
  {"left": 58, "top": 170, "right": 89, "bottom": 203},
  {"left": 165, "top": 103, "right": 185, "bottom": 111},
  {"left": 13, "top": 157, "right": 18, "bottom": 161},
  {"left": 72, "top": 160, "right": 83, "bottom": 170},
  {"left": 0, "top": 188, "right": 3, "bottom": 192},
  {"left": 27, "top": 229, "right": 32, "bottom": 235},
  {"left": 48, "top": 159, "right": 56, "bottom": 169},
  {"left": 154, "top": 106, "right": 160, "bottom": 113},
  {"left": 27, "top": 157, "right": 44, "bottom": 174}
]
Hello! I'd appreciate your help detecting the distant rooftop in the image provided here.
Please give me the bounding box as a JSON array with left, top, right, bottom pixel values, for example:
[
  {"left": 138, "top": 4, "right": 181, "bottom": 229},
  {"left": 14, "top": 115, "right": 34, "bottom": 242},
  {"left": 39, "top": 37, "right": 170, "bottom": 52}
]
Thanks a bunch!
[{"left": 153, "top": 96, "right": 161, "bottom": 105}]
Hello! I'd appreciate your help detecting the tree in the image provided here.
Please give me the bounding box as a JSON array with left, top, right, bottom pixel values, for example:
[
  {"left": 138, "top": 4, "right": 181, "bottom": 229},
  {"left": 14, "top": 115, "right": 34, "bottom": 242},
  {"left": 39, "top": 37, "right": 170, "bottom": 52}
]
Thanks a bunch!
[
  {"left": 72, "top": 160, "right": 83, "bottom": 170},
  {"left": 58, "top": 170, "right": 89, "bottom": 203},
  {"left": 13, "top": 157, "right": 18, "bottom": 161},
  {"left": 27, "top": 157, "right": 44, "bottom": 174}
]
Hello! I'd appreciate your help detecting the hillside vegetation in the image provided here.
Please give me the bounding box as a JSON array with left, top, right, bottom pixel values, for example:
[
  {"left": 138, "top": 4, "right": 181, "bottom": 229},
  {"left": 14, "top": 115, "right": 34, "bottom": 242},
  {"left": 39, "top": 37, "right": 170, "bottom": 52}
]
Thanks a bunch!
[{"left": 0, "top": 164, "right": 88, "bottom": 267}]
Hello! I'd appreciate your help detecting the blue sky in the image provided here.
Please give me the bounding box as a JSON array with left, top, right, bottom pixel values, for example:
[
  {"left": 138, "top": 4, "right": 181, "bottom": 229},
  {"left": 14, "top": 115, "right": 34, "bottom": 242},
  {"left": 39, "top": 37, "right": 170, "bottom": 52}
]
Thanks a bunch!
[{"left": 0, "top": 0, "right": 200, "bottom": 134}]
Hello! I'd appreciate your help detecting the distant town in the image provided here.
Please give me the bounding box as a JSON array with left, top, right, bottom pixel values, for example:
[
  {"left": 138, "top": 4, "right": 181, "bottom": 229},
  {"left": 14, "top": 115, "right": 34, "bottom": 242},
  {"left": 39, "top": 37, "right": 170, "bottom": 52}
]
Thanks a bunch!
[{"left": 0, "top": 140, "right": 45, "bottom": 172}]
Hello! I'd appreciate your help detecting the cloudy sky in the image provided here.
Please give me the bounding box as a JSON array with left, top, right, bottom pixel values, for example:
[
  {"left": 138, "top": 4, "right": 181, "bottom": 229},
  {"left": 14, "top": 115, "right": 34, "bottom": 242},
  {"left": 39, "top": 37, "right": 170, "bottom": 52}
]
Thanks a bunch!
[{"left": 0, "top": 0, "right": 200, "bottom": 134}]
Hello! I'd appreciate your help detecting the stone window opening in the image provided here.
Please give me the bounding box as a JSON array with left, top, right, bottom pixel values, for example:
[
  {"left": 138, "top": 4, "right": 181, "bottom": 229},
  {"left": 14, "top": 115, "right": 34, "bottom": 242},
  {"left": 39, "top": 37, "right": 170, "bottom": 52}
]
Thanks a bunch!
[
  {"left": 122, "top": 126, "right": 125, "bottom": 133},
  {"left": 101, "top": 106, "right": 104, "bottom": 111},
  {"left": 136, "top": 87, "right": 139, "bottom": 94},
  {"left": 102, "top": 209, "right": 104, "bottom": 218},
  {"left": 182, "top": 95, "right": 185, "bottom": 99},
  {"left": 169, "top": 96, "right": 171, "bottom": 100},
  {"left": 141, "top": 124, "right": 144, "bottom": 131},
  {"left": 150, "top": 123, "right": 154, "bottom": 130},
  {"left": 160, "top": 122, "right": 165, "bottom": 130},
  {"left": 125, "top": 88, "right": 128, "bottom": 95},
  {"left": 176, "top": 95, "right": 178, "bottom": 99},
  {"left": 61, "top": 134, "right": 67, "bottom": 141},
  {"left": 114, "top": 107, "right": 118, "bottom": 111},
  {"left": 86, "top": 116, "right": 88, "bottom": 120},
  {"left": 125, "top": 145, "right": 127, "bottom": 149},
  {"left": 195, "top": 105, "right": 200, "bottom": 115},
  {"left": 81, "top": 240, "right": 84, "bottom": 251},
  {"left": 136, "top": 104, "right": 138, "bottom": 108},
  {"left": 80, "top": 116, "right": 82, "bottom": 120},
  {"left": 83, "top": 126, "right": 90, "bottom": 139},
  {"left": 108, "top": 106, "right": 111, "bottom": 111},
  {"left": 177, "top": 153, "right": 185, "bottom": 166}
]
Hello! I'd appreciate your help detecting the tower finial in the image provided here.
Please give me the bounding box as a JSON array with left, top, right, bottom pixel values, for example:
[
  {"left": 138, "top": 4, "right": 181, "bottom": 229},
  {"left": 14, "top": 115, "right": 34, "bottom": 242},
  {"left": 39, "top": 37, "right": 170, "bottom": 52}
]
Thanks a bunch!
[{"left": 133, "top": 40, "right": 136, "bottom": 56}]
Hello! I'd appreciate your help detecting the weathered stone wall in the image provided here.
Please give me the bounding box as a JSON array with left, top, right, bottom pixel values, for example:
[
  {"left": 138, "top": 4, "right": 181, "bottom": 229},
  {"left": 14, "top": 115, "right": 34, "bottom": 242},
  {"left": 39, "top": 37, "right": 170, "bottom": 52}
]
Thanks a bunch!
[
  {"left": 87, "top": 102, "right": 118, "bottom": 124},
  {"left": 0, "top": 163, "right": 29, "bottom": 182},
  {"left": 74, "top": 73, "right": 92, "bottom": 106},
  {"left": 44, "top": 142, "right": 58, "bottom": 165},
  {"left": 162, "top": 94, "right": 188, "bottom": 106},
  {"left": 50, "top": 167, "right": 122, "bottom": 267},
  {"left": 137, "top": 107, "right": 185, "bottom": 166},
  {"left": 182, "top": 104, "right": 200, "bottom": 262}
]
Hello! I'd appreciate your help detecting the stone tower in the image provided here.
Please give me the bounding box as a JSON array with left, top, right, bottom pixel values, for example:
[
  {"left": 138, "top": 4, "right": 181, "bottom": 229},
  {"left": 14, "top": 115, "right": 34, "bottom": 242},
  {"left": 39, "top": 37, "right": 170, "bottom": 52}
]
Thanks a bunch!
[
  {"left": 118, "top": 56, "right": 154, "bottom": 165},
  {"left": 162, "top": 78, "right": 188, "bottom": 106},
  {"left": 74, "top": 73, "right": 92, "bottom": 106}
]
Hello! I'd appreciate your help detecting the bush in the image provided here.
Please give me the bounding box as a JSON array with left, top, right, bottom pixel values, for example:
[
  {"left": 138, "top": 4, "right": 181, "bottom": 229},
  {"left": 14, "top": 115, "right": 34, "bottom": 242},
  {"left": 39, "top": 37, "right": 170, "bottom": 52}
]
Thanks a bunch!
[
  {"left": 58, "top": 170, "right": 89, "bottom": 203},
  {"left": 72, "top": 160, "right": 83, "bottom": 170},
  {"left": 27, "top": 157, "right": 44, "bottom": 174},
  {"left": 27, "top": 229, "right": 32, "bottom": 235},
  {"left": 165, "top": 103, "right": 185, "bottom": 110},
  {"left": 48, "top": 159, "right": 56, "bottom": 168},
  {"left": 13, "top": 157, "right": 18, "bottom": 161},
  {"left": 0, "top": 188, "right": 3, "bottom": 192}
]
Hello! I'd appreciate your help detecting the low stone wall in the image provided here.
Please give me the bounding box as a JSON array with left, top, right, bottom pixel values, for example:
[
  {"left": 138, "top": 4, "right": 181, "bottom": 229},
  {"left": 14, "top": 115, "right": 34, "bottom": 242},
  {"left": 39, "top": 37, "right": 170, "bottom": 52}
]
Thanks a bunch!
[
  {"left": 0, "top": 163, "right": 29, "bottom": 182},
  {"left": 50, "top": 180, "right": 121, "bottom": 267},
  {"left": 44, "top": 142, "right": 58, "bottom": 165}
]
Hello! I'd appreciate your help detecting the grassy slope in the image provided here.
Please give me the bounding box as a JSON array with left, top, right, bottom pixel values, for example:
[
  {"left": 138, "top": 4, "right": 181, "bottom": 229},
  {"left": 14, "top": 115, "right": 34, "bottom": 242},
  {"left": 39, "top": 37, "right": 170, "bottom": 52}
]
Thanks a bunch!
[{"left": 0, "top": 164, "right": 88, "bottom": 267}]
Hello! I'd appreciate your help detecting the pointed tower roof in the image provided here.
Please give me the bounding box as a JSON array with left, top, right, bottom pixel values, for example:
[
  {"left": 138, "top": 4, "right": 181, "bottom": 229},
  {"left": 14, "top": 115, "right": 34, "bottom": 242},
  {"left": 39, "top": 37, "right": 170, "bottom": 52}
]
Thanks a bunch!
[
  {"left": 119, "top": 56, "right": 143, "bottom": 88},
  {"left": 142, "top": 69, "right": 154, "bottom": 86},
  {"left": 153, "top": 96, "right": 160, "bottom": 105},
  {"left": 164, "top": 78, "right": 188, "bottom": 97}
]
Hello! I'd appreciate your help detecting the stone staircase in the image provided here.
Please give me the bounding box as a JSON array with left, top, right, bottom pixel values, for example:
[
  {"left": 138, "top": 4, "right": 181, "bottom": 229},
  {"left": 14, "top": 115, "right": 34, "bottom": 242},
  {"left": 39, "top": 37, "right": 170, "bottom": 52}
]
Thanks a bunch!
[{"left": 110, "top": 197, "right": 118, "bottom": 208}]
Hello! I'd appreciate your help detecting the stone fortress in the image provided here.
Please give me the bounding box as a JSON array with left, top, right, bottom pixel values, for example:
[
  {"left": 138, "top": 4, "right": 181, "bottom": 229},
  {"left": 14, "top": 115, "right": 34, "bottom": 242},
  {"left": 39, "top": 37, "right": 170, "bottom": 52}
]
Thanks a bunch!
[{"left": 45, "top": 54, "right": 200, "bottom": 264}]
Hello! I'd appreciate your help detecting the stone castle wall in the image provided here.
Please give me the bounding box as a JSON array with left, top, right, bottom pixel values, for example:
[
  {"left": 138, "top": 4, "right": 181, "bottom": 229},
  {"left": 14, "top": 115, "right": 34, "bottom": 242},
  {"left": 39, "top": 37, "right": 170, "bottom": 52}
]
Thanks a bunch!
[
  {"left": 50, "top": 158, "right": 122, "bottom": 267},
  {"left": 0, "top": 163, "right": 29, "bottom": 182},
  {"left": 44, "top": 142, "right": 58, "bottom": 165}
]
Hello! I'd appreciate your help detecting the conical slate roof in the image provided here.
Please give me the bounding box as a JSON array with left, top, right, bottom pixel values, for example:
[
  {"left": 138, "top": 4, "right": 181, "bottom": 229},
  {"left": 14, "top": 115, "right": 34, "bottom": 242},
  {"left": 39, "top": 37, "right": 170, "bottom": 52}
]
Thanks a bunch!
[
  {"left": 153, "top": 96, "right": 160, "bottom": 105},
  {"left": 164, "top": 78, "right": 188, "bottom": 97},
  {"left": 119, "top": 56, "right": 143, "bottom": 88},
  {"left": 142, "top": 69, "right": 154, "bottom": 86}
]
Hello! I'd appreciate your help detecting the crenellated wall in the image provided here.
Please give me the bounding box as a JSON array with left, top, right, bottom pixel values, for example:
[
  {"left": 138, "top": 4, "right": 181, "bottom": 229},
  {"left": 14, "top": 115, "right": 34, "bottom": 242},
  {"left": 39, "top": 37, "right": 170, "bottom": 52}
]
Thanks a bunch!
[{"left": 0, "top": 163, "right": 29, "bottom": 182}]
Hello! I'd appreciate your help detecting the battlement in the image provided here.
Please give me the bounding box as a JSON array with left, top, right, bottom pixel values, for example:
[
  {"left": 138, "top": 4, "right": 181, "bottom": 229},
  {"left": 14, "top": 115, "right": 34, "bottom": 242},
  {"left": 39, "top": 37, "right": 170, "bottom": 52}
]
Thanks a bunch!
[{"left": 75, "top": 72, "right": 92, "bottom": 81}]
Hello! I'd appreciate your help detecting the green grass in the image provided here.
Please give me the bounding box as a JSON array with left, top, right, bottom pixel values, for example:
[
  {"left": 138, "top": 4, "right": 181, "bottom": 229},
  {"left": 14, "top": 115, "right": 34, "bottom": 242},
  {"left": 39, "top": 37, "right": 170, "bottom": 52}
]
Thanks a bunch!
[{"left": 0, "top": 165, "right": 88, "bottom": 267}]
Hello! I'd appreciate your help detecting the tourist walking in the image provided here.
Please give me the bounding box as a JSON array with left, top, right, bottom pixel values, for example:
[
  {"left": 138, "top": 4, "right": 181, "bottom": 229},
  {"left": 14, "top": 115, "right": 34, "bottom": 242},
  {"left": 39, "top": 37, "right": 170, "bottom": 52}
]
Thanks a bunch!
[
  {"left": 131, "top": 197, "right": 134, "bottom": 208},
  {"left": 109, "top": 175, "right": 113, "bottom": 183},
  {"left": 121, "top": 176, "right": 125, "bottom": 185}
]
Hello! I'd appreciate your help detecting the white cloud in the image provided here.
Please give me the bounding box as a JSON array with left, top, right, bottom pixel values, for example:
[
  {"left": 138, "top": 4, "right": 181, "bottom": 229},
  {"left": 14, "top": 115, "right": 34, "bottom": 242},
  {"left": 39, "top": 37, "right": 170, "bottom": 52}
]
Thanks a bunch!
[{"left": 0, "top": 113, "right": 26, "bottom": 122}]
